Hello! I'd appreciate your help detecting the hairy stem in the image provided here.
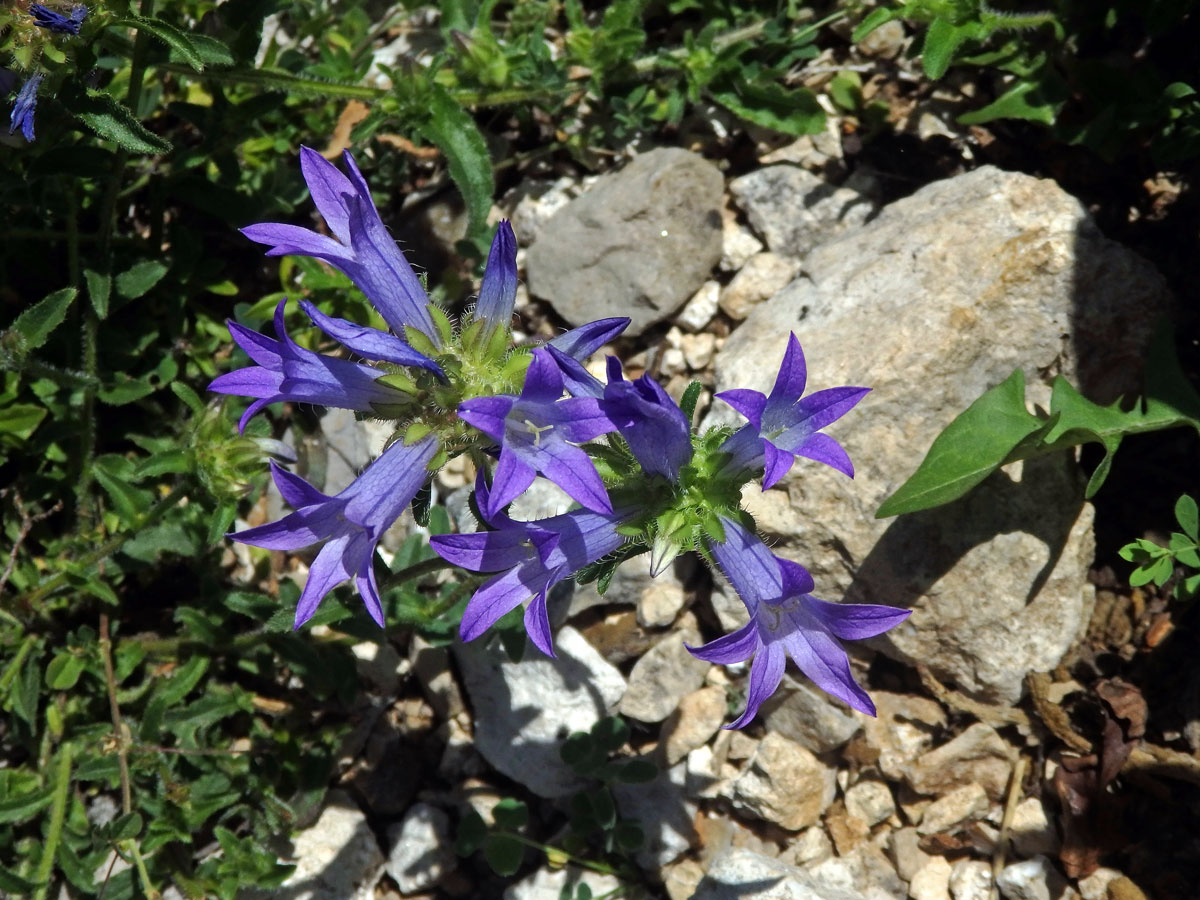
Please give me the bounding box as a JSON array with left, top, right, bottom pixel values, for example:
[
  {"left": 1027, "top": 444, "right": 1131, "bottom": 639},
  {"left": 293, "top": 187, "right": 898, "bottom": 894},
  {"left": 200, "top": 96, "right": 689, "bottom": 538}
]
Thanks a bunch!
[{"left": 31, "top": 743, "right": 72, "bottom": 900}]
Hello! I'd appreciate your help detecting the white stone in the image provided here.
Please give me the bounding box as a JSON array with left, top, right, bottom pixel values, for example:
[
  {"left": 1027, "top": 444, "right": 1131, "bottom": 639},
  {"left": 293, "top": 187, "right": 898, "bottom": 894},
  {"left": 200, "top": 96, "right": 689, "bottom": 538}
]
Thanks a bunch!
[
  {"left": 807, "top": 845, "right": 907, "bottom": 900},
  {"left": 762, "top": 675, "right": 861, "bottom": 753},
  {"left": 844, "top": 780, "right": 896, "bottom": 827},
  {"left": 1009, "top": 797, "right": 1059, "bottom": 858},
  {"left": 503, "top": 865, "right": 621, "bottom": 900},
  {"left": 276, "top": 793, "right": 384, "bottom": 900},
  {"left": 662, "top": 686, "right": 727, "bottom": 764},
  {"left": 385, "top": 803, "right": 453, "bottom": 893},
  {"left": 1077, "top": 868, "right": 1123, "bottom": 900},
  {"left": 719, "top": 252, "right": 800, "bottom": 321},
  {"left": 721, "top": 220, "right": 765, "bottom": 272},
  {"left": 638, "top": 578, "right": 688, "bottom": 628},
  {"left": 732, "top": 732, "right": 836, "bottom": 831},
  {"left": 917, "top": 783, "right": 989, "bottom": 835},
  {"left": 910, "top": 856, "right": 953, "bottom": 900},
  {"left": 996, "top": 856, "right": 1067, "bottom": 900},
  {"left": 453, "top": 626, "right": 626, "bottom": 797},
  {"left": 613, "top": 760, "right": 696, "bottom": 868},
  {"left": 678, "top": 280, "right": 722, "bottom": 331},
  {"left": 783, "top": 826, "right": 834, "bottom": 866},
  {"left": 619, "top": 631, "right": 710, "bottom": 723},
  {"left": 907, "top": 724, "right": 1014, "bottom": 801},
  {"left": 692, "top": 848, "right": 862, "bottom": 900},
  {"left": 950, "top": 860, "right": 994, "bottom": 900},
  {"left": 680, "top": 332, "right": 718, "bottom": 371}
]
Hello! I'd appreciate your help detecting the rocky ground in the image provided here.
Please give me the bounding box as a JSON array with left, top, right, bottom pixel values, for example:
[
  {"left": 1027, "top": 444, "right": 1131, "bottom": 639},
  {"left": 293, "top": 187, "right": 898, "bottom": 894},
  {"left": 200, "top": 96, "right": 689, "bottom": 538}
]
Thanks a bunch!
[{"left": 238, "top": 41, "right": 1200, "bottom": 900}]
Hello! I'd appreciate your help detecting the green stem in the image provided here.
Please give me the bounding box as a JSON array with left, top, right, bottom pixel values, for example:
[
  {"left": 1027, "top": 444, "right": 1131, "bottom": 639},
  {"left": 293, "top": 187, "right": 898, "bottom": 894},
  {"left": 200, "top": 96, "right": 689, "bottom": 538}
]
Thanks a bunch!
[
  {"left": 0, "top": 635, "right": 37, "bottom": 693},
  {"left": 500, "top": 831, "right": 623, "bottom": 878},
  {"left": 121, "top": 839, "right": 161, "bottom": 900},
  {"left": 31, "top": 744, "right": 72, "bottom": 900},
  {"left": 18, "top": 483, "right": 189, "bottom": 609}
]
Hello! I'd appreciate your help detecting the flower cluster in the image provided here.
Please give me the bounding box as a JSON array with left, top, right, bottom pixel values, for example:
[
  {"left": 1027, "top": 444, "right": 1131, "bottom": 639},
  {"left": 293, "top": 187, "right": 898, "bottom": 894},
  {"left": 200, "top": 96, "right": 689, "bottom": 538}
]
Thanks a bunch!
[
  {"left": 6, "top": 3, "right": 88, "bottom": 143},
  {"left": 214, "top": 147, "right": 909, "bottom": 727}
]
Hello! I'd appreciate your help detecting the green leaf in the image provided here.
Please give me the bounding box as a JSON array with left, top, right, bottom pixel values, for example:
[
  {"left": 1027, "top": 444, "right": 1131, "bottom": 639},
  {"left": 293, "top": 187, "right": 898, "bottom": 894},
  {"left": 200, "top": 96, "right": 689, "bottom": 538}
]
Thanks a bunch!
[
  {"left": 67, "top": 89, "right": 171, "bottom": 154},
  {"left": 10, "top": 287, "right": 76, "bottom": 350},
  {"left": 105, "top": 811, "right": 145, "bottom": 842},
  {"left": 84, "top": 269, "right": 112, "bottom": 319},
  {"left": 0, "top": 785, "right": 54, "bottom": 825},
  {"left": 921, "top": 17, "right": 981, "bottom": 80},
  {"left": 710, "top": 82, "right": 825, "bottom": 136},
  {"left": 455, "top": 809, "right": 488, "bottom": 856},
  {"left": 876, "top": 371, "right": 1051, "bottom": 517},
  {"left": 415, "top": 84, "right": 495, "bottom": 250},
  {"left": 590, "top": 716, "right": 629, "bottom": 753},
  {"left": 851, "top": 7, "right": 901, "bottom": 43},
  {"left": 679, "top": 380, "right": 703, "bottom": 428},
  {"left": 611, "top": 758, "right": 657, "bottom": 784},
  {"left": 45, "top": 653, "right": 86, "bottom": 690},
  {"left": 492, "top": 797, "right": 529, "bottom": 831},
  {"left": 958, "top": 75, "right": 1065, "bottom": 126},
  {"left": 0, "top": 404, "right": 48, "bottom": 441},
  {"left": 483, "top": 833, "right": 524, "bottom": 876},
  {"left": 171, "top": 381, "right": 206, "bottom": 416},
  {"left": 613, "top": 819, "right": 644, "bottom": 851},
  {"left": 1175, "top": 494, "right": 1199, "bottom": 542},
  {"left": 208, "top": 501, "right": 237, "bottom": 545},
  {"left": 116, "top": 260, "right": 169, "bottom": 299},
  {"left": 185, "top": 32, "right": 235, "bottom": 66},
  {"left": 93, "top": 456, "right": 154, "bottom": 522},
  {"left": 0, "top": 865, "right": 37, "bottom": 895},
  {"left": 111, "top": 15, "right": 206, "bottom": 71}
]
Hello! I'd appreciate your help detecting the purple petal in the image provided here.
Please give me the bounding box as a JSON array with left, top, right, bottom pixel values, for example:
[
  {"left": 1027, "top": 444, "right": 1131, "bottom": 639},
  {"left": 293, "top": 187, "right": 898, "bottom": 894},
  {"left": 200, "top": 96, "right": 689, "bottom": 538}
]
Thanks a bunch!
[
  {"left": 355, "top": 552, "right": 386, "bottom": 627},
  {"left": 777, "top": 558, "right": 815, "bottom": 597},
  {"left": 781, "top": 609, "right": 875, "bottom": 715},
  {"left": 230, "top": 508, "right": 337, "bottom": 551},
  {"left": 765, "top": 333, "right": 807, "bottom": 407},
  {"left": 237, "top": 398, "right": 275, "bottom": 434},
  {"left": 523, "top": 580, "right": 558, "bottom": 657},
  {"left": 803, "top": 596, "right": 911, "bottom": 641},
  {"left": 726, "top": 640, "right": 786, "bottom": 730},
  {"left": 300, "top": 300, "right": 443, "bottom": 376},
  {"left": 545, "top": 345, "right": 604, "bottom": 399},
  {"left": 460, "top": 566, "right": 546, "bottom": 642},
  {"left": 270, "top": 461, "right": 329, "bottom": 509},
  {"left": 240, "top": 223, "right": 349, "bottom": 262},
  {"left": 716, "top": 389, "right": 768, "bottom": 429},
  {"left": 475, "top": 220, "right": 518, "bottom": 333},
  {"left": 487, "top": 452, "right": 537, "bottom": 520},
  {"left": 519, "top": 349, "right": 565, "bottom": 405},
  {"left": 431, "top": 524, "right": 558, "bottom": 573},
  {"left": 533, "top": 441, "right": 612, "bottom": 514},
  {"left": 458, "top": 396, "right": 514, "bottom": 443},
  {"left": 686, "top": 620, "right": 759, "bottom": 665},
  {"left": 225, "top": 317, "right": 286, "bottom": 369},
  {"left": 341, "top": 435, "right": 438, "bottom": 529},
  {"left": 794, "top": 432, "right": 854, "bottom": 478},
  {"left": 548, "top": 397, "right": 621, "bottom": 443},
  {"left": 768, "top": 386, "right": 871, "bottom": 443},
  {"left": 293, "top": 533, "right": 356, "bottom": 627},
  {"left": 208, "top": 367, "right": 283, "bottom": 399},
  {"left": 761, "top": 442, "right": 795, "bottom": 490},
  {"left": 708, "top": 518, "right": 782, "bottom": 609},
  {"left": 299, "top": 145, "right": 354, "bottom": 244},
  {"left": 547, "top": 318, "right": 629, "bottom": 360}
]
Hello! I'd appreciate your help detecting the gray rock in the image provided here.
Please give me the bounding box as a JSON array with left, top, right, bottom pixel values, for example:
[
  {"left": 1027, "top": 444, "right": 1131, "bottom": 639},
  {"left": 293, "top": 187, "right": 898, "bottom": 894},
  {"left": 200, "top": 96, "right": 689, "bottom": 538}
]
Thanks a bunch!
[
  {"left": 692, "top": 848, "right": 864, "bottom": 900},
  {"left": 916, "top": 783, "right": 989, "bottom": 835},
  {"left": 728, "top": 165, "right": 876, "bottom": 259},
  {"left": 719, "top": 252, "right": 800, "bottom": 321},
  {"left": 996, "top": 856, "right": 1067, "bottom": 900},
  {"left": 384, "top": 803, "right": 454, "bottom": 893},
  {"left": 662, "top": 685, "right": 728, "bottom": 764},
  {"left": 807, "top": 845, "right": 907, "bottom": 900},
  {"left": 678, "top": 280, "right": 723, "bottom": 331},
  {"left": 760, "top": 674, "right": 861, "bottom": 753},
  {"left": 909, "top": 857, "right": 953, "bottom": 900},
  {"left": 503, "top": 866, "right": 622, "bottom": 900},
  {"left": 619, "top": 630, "right": 711, "bottom": 723},
  {"left": 274, "top": 792, "right": 384, "bottom": 900},
  {"left": 732, "top": 732, "right": 836, "bottom": 831},
  {"left": 1009, "top": 797, "right": 1059, "bottom": 858},
  {"left": 907, "top": 723, "right": 1014, "bottom": 801},
  {"left": 613, "top": 760, "right": 697, "bottom": 868},
  {"left": 860, "top": 691, "right": 946, "bottom": 783},
  {"left": 713, "top": 166, "right": 1170, "bottom": 701},
  {"left": 949, "top": 860, "right": 994, "bottom": 900},
  {"left": 453, "top": 626, "right": 626, "bottom": 797},
  {"left": 526, "top": 148, "right": 724, "bottom": 336},
  {"left": 888, "top": 827, "right": 933, "bottom": 882},
  {"left": 843, "top": 780, "right": 895, "bottom": 828}
]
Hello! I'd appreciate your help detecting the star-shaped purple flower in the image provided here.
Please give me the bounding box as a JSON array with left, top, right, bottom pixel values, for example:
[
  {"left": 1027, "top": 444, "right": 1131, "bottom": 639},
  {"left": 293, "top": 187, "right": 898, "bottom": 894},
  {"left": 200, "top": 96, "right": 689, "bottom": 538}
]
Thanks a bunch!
[
  {"left": 717, "top": 333, "right": 869, "bottom": 489},
  {"left": 8, "top": 74, "right": 42, "bottom": 142},
  {"left": 430, "top": 476, "right": 630, "bottom": 655},
  {"left": 689, "top": 517, "right": 910, "bottom": 728},
  {"left": 457, "top": 348, "right": 621, "bottom": 519},
  {"left": 242, "top": 146, "right": 439, "bottom": 343},
  {"left": 31, "top": 4, "right": 87, "bottom": 34},
  {"left": 230, "top": 435, "right": 439, "bottom": 627},
  {"left": 208, "top": 299, "right": 412, "bottom": 433}
]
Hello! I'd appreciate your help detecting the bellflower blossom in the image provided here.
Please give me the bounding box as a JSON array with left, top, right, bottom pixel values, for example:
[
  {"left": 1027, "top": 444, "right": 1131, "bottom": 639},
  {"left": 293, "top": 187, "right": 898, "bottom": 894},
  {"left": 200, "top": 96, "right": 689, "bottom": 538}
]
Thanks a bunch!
[
  {"left": 230, "top": 435, "right": 439, "bottom": 627},
  {"left": 718, "top": 333, "right": 870, "bottom": 488},
  {"left": 689, "top": 517, "right": 910, "bottom": 727},
  {"left": 8, "top": 74, "right": 42, "bottom": 142},
  {"left": 474, "top": 220, "right": 518, "bottom": 336},
  {"left": 31, "top": 4, "right": 88, "bottom": 34},
  {"left": 457, "top": 348, "right": 621, "bottom": 519},
  {"left": 430, "top": 476, "right": 631, "bottom": 656},
  {"left": 208, "top": 299, "right": 413, "bottom": 433},
  {"left": 242, "top": 146, "right": 440, "bottom": 345}
]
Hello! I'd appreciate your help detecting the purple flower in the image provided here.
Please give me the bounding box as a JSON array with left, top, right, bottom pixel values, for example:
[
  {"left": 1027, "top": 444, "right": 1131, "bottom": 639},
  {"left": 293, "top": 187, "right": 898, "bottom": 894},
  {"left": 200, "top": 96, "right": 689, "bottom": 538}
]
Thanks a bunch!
[
  {"left": 242, "top": 147, "right": 439, "bottom": 343},
  {"left": 457, "top": 348, "right": 621, "bottom": 519},
  {"left": 689, "top": 517, "right": 909, "bottom": 727},
  {"left": 230, "top": 435, "right": 439, "bottom": 627},
  {"left": 8, "top": 74, "right": 42, "bottom": 142},
  {"left": 717, "top": 333, "right": 869, "bottom": 489},
  {"left": 31, "top": 4, "right": 87, "bottom": 34},
  {"left": 601, "top": 357, "right": 693, "bottom": 481},
  {"left": 546, "top": 317, "right": 629, "bottom": 362},
  {"left": 474, "top": 221, "right": 517, "bottom": 336},
  {"left": 431, "top": 476, "right": 630, "bottom": 655},
  {"left": 208, "top": 299, "right": 411, "bottom": 433}
]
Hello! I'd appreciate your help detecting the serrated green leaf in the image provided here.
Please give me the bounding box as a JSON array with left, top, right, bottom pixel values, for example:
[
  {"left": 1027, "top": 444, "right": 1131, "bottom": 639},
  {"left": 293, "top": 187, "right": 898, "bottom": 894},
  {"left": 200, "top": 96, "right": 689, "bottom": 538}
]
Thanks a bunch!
[
  {"left": 67, "top": 89, "right": 171, "bottom": 154},
  {"left": 10, "top": 287, "right": 76, "bottom": 350},
  {"left": 483, "top": 833, "right": 524, "bottom": 876},
  {"left": 111, "top": 15, "right": 206, "bottom": 71},
  {"left": 0, "top": 404, "right": 48, "bottom": 441},
  {"left": 415, "top": 84, "right": 495, "bottom": 250},
  {"left": 84, "top": 268, "right": 112, "bottom": 319},
  {"left": 116, "top": 260, "right": 169, "bottom": 299},
  {"left": 921, "top": 17, "right": 981, "bottom": 80},
  {"left": 12, "top": 652, "right": 40, "bottom": 726},
  {"left": 93, "top": 457, "right": 154, "bottom": 521},
  {"left": 876, "top": 371, "right": 1049, "bottom": 518},
  {"left": 1175, "top": 494, "right": 1199, "bottom": 541},
  {"left": 492, "top": 797, "right": 529, "bottom": 831},
  {"left": 208, "top": 501, "right": 237, "bottom": 545},
  {"left": 0, "top": 785, "right": 54, "bottom": 825},
  {"left": 958, "top": 75, "right": 1066, "bottom": 126},
  {"left": 679, "top": 380, "right": 703, "bottom": 428},
  {"left": 710, "top": 82, "right": 825, "bottom": 136},
  {"left": 171, "top": 380, "right": 205, "bottom": 416}
]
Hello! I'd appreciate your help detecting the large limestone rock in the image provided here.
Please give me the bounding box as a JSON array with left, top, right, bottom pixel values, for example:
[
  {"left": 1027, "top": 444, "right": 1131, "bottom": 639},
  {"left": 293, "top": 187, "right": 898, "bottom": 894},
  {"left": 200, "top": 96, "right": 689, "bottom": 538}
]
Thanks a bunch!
[
  {"left": 526, "top": 148, "right": 724, "bottom": 336},
  {"left": 712, "top": 166, "right": 1170, "bottom": 702}
]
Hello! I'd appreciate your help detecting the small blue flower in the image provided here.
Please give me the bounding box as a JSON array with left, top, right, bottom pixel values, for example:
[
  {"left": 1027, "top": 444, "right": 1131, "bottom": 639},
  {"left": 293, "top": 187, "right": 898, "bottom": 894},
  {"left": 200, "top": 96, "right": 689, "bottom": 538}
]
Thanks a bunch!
[
  {"left": 8, "top": 74, "right": 42, "bottom": 142},
  {"left": 718, "top": 333, "right": 869, "bottom": 488},
  {"left": 689, "top": 517, "right": 910, "bottom": 727},
  {"left": 457, "top": 348, "right": 622, "bottom": 518},
  {"left": 431, "top": 475, "right": 631, "bottom": 655},
  {"left": 231, "top": 435, "right": 439, "bottom": 627},
  {"left": 601, "top": 357, "right": 693, "bottom": 482},
  {"left": 474, "top": 220, "right": 518, "bottom": 337},
  {"left": 31, "top": 4, "right": 87, "bottom": 34}
]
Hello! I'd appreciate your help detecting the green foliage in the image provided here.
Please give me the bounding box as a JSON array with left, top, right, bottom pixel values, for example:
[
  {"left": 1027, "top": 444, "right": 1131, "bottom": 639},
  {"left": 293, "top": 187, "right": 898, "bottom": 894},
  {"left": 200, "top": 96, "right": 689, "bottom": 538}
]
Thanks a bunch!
[
  {"left": 877, "top": 326, "right": 1200, "bottom": 518},
  {"left": 1120, "top": 495, "right": 1200, "bottom": 601}
]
